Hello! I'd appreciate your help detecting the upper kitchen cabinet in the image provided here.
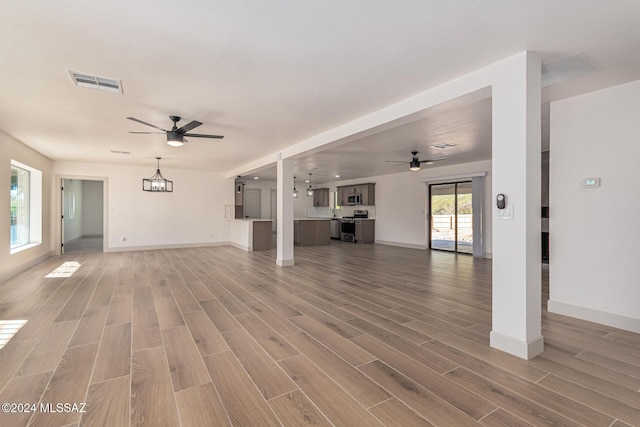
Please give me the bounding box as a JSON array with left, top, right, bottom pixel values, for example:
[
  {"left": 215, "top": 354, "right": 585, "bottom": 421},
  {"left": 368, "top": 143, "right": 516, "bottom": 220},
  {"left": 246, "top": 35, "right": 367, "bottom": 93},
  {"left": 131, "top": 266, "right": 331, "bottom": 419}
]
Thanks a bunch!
[
  {"left": 313, "top": 188, "right": 330, "bottom": 207},
  {"left": 337, "top": 183, "right": 375, "bottom": 206},
  {"left": 360, "top": 184, "right": 375, "bottom": 206}
]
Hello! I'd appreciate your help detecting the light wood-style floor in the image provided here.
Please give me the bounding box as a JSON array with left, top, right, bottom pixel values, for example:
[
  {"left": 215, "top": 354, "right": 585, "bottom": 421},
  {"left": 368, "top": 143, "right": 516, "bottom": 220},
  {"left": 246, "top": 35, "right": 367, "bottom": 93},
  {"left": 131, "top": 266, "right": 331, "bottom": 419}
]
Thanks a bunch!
[{"left": 0, "top": 242, "right": 639, "bottom": 426}]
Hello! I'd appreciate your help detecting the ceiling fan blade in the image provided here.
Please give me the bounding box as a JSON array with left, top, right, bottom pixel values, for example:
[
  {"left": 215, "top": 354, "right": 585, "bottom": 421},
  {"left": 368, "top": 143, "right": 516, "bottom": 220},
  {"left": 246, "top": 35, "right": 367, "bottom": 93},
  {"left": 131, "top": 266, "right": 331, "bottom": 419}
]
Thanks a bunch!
[
  {"left": 419, "top": 158, "right": 447, "bottom": 163},
  {"left": 384, "top": 160, "right": 407, "bottom": 163},
  {"left": 126, "top": 117, "right": 167, "bottom": 132},
  {"left": 183, "top": 133, "right": 225, "bottom": 139},
  {"left": 128, "top": 131, "right": 164, "bottom": 134},
  {"left": 177, "top": 120, "right": 203, "bottom": 134}
]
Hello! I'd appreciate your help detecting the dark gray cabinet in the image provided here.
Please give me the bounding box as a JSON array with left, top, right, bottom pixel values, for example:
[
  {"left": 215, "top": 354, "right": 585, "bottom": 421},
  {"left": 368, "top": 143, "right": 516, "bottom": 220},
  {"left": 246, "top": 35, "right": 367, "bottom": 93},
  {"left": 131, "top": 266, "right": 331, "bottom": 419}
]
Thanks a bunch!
[
  {"left": 336, "top": 183, "right": 375, "bottom": 206},
  {"left": 313, "top": 188, "right": 330, "bottom": 207},
  {"left": 355, "top": 219, "right": 375, "bottom": 243}
]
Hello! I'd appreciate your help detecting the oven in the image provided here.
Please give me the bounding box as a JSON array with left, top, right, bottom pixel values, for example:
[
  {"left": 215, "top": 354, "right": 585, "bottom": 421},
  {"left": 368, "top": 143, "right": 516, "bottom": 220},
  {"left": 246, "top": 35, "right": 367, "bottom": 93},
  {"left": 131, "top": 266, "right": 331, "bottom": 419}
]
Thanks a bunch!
[{"left": 341, "top": 218, "right": 355, "bottom": 242}]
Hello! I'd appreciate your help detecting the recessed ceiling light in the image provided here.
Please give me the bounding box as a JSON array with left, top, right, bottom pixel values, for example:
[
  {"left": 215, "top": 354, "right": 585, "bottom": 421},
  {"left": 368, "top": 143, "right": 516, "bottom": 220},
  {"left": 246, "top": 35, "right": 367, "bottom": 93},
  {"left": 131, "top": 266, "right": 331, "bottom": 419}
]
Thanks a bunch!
[
  {"left": 305, "top": 179, "right": 310, "bottom": 183},
  {"left": 253, "top": 176, "right": 259, "bottom": 180},
  {"left": 335, "top": 175, "right": 340, "bottom": 178},
  {"left": 69, "top": 71, "right": 123, "bottom": 93},
  {"left": 431, "top": 143, "right": 458, "bottom": 149}
]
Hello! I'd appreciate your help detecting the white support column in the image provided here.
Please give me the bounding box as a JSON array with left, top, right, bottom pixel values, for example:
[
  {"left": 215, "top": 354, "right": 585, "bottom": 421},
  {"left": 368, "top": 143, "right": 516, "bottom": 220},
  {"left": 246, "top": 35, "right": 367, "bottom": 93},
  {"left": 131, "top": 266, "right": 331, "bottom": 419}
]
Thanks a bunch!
[
  {"left": 490, "top": 51, "right": 543, "bottom": 359},
  {"left": 276, "top": 155, "right": 295, "bottom": 266}
]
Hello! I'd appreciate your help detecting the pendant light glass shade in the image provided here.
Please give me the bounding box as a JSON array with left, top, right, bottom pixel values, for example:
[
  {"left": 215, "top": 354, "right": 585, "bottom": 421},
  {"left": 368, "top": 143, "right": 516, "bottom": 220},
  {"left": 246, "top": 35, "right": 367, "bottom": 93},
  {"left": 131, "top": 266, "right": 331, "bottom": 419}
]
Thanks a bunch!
[
  {"left": 142, "top": 157, "right": 173, "bottom": 192},
  {"left": 306, "top": 173, "right": 313, "bottom": 197},
  {"left": 293, "top": 176, "right": 299, "bottom": 198}
]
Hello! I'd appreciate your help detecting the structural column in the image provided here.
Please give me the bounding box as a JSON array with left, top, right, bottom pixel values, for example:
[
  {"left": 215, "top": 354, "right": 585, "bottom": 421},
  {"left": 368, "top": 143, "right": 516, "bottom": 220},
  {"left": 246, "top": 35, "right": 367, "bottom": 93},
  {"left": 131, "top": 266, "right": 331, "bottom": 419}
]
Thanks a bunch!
[
  {"left": 276, "top": 155, "right": 295, "bottom": 266},
  {"left": 490, "top": 51, "right": 543, "bottom": 359}
]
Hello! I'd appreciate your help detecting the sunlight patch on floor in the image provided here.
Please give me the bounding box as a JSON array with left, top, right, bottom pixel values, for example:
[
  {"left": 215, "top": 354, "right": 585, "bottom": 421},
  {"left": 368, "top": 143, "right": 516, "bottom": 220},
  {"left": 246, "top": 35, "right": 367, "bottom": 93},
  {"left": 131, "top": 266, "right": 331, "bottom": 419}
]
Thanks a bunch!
[
  {"left": 45, "top": 261, "right": 81, "bottom": 278},
  {"left": 0, "top": 319, "right": 28, "bottom": 349}
]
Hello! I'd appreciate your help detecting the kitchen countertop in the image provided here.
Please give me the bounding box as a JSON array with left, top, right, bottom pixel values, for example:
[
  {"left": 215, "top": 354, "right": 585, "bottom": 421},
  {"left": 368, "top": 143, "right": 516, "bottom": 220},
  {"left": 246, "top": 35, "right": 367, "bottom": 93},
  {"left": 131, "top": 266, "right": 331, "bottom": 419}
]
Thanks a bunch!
[
  {"left": 226, "top": 218, "right": 273, "bottom": 222},
  {"left": 294, "top": 218, "right": 332, "bottom": 221}
]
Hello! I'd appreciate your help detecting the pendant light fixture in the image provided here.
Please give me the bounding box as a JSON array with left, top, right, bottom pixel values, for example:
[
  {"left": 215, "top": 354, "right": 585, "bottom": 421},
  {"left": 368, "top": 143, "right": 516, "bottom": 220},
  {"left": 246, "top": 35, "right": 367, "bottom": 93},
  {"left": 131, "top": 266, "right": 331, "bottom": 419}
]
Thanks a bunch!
[
  {"left": 142, "top": 157, "right": 173, "bottom": 192},
  {"left": 306, "top": 173, "right": 314, "bottom": 197},
  {"left": 293, "top": 176, "right": 299, "bottom": 198}
]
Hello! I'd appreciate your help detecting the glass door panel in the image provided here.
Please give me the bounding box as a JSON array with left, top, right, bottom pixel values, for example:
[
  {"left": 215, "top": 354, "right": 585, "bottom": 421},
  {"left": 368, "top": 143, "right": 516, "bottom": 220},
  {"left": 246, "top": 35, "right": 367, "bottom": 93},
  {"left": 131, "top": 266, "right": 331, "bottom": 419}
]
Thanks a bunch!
[
  {"left": 456, "top": 181, "right": 473, "bottom": 254},
  {"left": 430, "top": 181, "right": 473, "bottom": 254},
  {"left": 430, "top": 183, "right": 456, "bottom": 251}
]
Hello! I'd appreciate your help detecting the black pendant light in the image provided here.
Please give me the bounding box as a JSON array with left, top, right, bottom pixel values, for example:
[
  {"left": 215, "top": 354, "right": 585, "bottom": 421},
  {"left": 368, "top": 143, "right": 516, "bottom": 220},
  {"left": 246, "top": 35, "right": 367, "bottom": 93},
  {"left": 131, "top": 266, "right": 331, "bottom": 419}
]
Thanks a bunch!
[
  {"left": 293, "top": 176, "right": 299, "bottom": 198},
  {"left": 142, "top": 157, "right": 173, "bottom": 192},
  {"left": 306, "top": 173, "right": 314, "bottom": 197}
]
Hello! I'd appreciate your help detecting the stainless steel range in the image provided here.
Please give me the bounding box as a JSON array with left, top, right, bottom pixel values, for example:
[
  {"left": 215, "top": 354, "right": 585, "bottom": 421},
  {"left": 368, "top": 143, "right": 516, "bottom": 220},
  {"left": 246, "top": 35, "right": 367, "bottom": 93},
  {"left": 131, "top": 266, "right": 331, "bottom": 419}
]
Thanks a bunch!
[{"left": 341, "top": 209, "right": 368, "bottom": 242}]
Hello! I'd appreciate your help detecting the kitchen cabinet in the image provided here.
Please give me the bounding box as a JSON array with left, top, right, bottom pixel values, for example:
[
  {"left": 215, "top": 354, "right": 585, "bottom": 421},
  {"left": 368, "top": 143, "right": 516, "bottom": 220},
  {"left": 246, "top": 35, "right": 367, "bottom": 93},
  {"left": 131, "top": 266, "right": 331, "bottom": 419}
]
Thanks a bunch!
[
  {"left": 336, "top": 183, "right": 376, "bottom": 206},
  {"left": 355, "top": 219, "right": 375, "bottom": 243},
  {"left": 294, "top": 220, "right": 330, "bottom": 246},
  {"left": 360, "top": 184, "right": 375, "bottom": 206},
  {"left": 313, "top": 188, "right": 330, "bottom": 207}
]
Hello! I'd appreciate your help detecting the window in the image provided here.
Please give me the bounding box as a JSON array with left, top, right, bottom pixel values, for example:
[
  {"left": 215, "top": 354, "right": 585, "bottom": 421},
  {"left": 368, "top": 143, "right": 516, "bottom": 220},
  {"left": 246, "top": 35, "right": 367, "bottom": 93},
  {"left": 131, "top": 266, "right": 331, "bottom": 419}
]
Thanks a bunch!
[{"left": 10, "top": 160, "right": 42, "bottom": 253}]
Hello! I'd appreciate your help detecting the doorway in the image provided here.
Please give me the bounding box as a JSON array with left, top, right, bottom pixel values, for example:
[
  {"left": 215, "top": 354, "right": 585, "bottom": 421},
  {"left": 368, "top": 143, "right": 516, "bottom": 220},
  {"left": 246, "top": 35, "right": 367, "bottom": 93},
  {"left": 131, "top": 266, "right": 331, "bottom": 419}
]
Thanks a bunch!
[
  {"left": 270, "top": 189, "right": 277, "bottom": 233},
  {"left": 429, "top": 181, "right": 473, "bottom": 254},
  {"left": 62, "top": 179, "right": 104, "bottom": 253}
]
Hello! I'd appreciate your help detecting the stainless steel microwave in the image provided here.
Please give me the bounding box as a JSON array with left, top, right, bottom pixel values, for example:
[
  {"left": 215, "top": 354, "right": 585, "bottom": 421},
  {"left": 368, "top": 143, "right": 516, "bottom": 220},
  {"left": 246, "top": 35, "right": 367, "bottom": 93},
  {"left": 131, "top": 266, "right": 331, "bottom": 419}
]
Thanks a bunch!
[{"left": 347, "top": 194, "right": 361, "bottom": 205}]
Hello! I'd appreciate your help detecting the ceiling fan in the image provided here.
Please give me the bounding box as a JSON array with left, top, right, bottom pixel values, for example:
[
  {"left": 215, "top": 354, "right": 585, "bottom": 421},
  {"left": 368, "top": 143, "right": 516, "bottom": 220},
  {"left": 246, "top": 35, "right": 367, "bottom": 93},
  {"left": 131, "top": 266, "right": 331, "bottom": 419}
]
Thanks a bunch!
[
  {"left": 385, "top": 151, "right": 445, "bottom": 171},
  {"left": 126, "top": 115, "right": 224, "bottom": 147}
]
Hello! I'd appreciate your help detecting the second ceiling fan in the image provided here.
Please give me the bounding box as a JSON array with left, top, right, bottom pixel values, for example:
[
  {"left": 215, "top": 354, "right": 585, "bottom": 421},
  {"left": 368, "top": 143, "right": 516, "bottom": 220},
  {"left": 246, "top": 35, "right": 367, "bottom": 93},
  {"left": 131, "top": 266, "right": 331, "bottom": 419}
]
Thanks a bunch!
[
  {"left": 385, "top": 151, "right": 445, "bottom": 171},
  {"left": 127, "top": 115, "right": 224, "bottom": 147}
]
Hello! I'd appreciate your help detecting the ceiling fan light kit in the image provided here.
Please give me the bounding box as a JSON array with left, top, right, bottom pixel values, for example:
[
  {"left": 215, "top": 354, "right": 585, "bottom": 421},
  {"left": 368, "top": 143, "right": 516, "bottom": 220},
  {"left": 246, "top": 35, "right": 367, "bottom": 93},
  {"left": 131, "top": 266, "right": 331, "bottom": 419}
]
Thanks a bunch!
[
  {"left": 127, "top": 115, "right": 224, "bottom": 147},
  {"left": 386, "top": 150, "right": 445, "bottom": 172},
  {"left": 143, "top": 157, "right": 173, "bottom": 192}
]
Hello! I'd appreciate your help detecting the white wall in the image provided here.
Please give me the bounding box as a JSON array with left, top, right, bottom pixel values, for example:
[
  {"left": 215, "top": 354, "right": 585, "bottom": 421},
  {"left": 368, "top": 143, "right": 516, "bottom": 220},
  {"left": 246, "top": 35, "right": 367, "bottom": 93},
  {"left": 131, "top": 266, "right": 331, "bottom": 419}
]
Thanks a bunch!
[
  {"left": 0, "top": 130, "right": 53, "bottom": 282},
  {"left": 325, "top": 159, "right": 492, "bottom": 253},
  {"left": 53, "top": 161, "right": 232, "bottom": 251},
  {"left": 549, "top": 79, "right": 640, "bottom": 332},
  {"left": 82, "top": 180, "right": 103, "bottom": 236}
]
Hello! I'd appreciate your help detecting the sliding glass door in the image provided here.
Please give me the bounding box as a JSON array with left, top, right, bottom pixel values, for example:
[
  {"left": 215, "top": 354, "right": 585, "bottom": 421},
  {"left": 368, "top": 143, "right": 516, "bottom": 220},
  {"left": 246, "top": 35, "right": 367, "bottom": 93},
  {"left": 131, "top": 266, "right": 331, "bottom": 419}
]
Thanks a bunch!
[{"left": 430, "top": 181, "right": 473, "bottom": 254}]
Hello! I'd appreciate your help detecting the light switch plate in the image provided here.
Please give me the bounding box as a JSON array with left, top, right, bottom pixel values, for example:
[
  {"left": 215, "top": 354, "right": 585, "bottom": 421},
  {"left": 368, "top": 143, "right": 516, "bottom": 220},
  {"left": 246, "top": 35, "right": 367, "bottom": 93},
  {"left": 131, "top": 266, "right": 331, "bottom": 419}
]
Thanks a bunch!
[{"left": 499, "top": 204, "right": 514, "bottom": 220}]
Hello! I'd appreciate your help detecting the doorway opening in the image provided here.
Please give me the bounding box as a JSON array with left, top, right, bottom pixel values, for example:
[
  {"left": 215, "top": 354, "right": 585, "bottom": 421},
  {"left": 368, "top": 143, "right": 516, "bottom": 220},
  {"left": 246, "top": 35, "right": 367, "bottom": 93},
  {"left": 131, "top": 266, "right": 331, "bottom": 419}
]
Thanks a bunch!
[
  {"left": 62, "top": 179, "right": 104, "bottom": 254},
  {"left": 429, "top": 181, "right": 473, "bottom": 254}
]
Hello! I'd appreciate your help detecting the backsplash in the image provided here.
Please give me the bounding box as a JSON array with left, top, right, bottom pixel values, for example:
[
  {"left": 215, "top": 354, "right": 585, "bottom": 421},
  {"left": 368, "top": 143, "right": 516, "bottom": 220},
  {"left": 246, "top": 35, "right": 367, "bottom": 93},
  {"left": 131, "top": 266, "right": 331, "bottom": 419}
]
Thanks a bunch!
[{"left": 307, "top": 206, "right": 376, "bottom": 219}]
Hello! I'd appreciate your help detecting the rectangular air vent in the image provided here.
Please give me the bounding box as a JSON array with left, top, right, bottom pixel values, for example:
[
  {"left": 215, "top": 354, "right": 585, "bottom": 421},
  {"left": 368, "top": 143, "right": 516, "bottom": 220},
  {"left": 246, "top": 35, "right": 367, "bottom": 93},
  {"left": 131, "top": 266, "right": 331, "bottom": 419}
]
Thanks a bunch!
[
  {"left": 69, "top": 71, "right": 123, "bottom": 93},
  {"left": 110, "top": 150, "right": 131, "bottom": 155},
  {"left": 431, "top": 143, "right": 458, "bottom": 149}
]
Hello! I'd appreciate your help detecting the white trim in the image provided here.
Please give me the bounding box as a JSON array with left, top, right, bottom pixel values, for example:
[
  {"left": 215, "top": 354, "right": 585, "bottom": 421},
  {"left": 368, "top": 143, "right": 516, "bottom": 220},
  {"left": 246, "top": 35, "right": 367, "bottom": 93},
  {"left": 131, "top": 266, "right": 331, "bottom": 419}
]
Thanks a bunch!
[
  {"left": 490, "top": 330, "right": 544, "bottom": 360},
  {"left": 9, "top": 242, "right": 42, "bottom": 255},
  {"left": 105, "top": 241, "right": 231, "bottom": 253},
  {"left": 276, "top": 258, "right": 295, "bottom": 267},
  {"left": 420, "top": 171, "right": 487, "bottom": 183},
  {"left": 548, "top": 299, "right": 640, "bottom": 334},
  {"left": 375, "top": 240, "right": 426, "bottom": 250},
  {"left": 0, "top": 252, "right": 52, "bottom": 283}
]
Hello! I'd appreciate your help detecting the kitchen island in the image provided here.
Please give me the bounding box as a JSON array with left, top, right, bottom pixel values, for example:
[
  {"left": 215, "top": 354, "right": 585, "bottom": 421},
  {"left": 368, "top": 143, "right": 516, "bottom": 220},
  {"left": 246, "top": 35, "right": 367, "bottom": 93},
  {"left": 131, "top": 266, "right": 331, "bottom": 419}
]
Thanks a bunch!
[
  {"left": 294, "top": 218, "right": 331, "bottom": 246},
  {"left": 226, "top": 219, "right": 273, "bottom": 251}
]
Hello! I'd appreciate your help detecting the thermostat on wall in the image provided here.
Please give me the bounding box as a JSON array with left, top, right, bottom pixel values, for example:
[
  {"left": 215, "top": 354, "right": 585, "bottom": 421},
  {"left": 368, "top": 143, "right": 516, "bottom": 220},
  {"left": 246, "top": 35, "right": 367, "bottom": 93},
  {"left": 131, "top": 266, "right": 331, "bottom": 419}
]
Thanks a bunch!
[{"left": 582, "top": 177, "right": 600, "bottom": 188}]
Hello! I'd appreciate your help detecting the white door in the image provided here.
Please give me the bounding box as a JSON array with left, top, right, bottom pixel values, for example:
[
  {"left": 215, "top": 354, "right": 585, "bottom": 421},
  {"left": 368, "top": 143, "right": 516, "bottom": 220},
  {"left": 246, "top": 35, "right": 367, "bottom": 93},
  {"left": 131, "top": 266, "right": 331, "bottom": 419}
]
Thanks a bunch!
[{"left": 244, "top": 188, "right": 261, "bottom": 219}]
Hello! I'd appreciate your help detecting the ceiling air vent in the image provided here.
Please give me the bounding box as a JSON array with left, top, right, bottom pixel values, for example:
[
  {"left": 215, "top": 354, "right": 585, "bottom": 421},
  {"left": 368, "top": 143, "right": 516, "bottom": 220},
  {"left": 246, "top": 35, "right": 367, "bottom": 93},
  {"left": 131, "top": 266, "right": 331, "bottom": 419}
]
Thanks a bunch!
[
  {"left": 69, "top": 71, "right": 123, "bottom": 93},
  {"left": 431, "top": 143, "right": 458, "bottom": 150}
]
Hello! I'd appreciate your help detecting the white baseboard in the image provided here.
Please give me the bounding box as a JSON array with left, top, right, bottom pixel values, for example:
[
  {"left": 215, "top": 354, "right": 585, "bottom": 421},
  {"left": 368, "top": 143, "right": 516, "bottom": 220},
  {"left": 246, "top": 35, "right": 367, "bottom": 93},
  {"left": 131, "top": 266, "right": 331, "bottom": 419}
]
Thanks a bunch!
[
  {"left": 548, "top": 299, "right": 640, "bottom": 333},
  {"left": 490, "top": 330, "right": 544, "bottom": 360},
  {"left": 105, "top": 241, "right": 231, "bottom": 253},
  {"left": 276, "top": 258, "right": 295, "bottom": 267},
  {"left": 229, "top": 242, "right": 251, "bottom": 252},
  {"left": 0, "top": 252, "right": 53, "bottom": 283},
  {"left": 375, "top": 240, "right": 427, "bottom": 250}
]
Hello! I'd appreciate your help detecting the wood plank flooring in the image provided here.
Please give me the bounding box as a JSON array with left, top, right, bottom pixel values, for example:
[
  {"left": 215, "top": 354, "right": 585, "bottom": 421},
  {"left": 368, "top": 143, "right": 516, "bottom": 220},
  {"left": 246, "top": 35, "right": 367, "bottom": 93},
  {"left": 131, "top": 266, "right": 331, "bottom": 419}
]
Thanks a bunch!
[{"left": 0, "top": 242, "right": 639, "bottom": 426}]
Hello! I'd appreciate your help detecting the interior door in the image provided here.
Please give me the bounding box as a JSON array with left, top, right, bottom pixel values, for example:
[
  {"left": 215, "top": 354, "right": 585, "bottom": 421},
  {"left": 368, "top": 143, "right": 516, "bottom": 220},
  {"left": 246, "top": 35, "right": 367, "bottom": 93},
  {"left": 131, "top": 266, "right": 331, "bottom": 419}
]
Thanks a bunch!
[
  {"left": 244, "top": 188, "right": 261, "bottom": 219},
  {"left": 429, "top": 181, "right": 473, "bottom": 253}
]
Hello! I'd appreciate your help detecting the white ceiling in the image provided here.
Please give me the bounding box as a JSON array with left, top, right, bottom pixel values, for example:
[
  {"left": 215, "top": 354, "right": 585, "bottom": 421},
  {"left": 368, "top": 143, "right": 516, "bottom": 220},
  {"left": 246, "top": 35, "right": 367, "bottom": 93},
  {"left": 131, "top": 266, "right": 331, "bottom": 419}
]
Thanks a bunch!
[{"left": 1, "top": 1, "right": 639, "bottom": 179}]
